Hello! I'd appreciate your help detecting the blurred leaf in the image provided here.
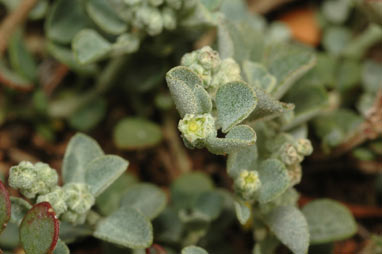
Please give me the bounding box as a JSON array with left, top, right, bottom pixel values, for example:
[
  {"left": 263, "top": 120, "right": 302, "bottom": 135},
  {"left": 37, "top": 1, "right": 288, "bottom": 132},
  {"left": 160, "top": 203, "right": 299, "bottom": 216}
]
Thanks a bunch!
[
  {"left": 216, "top": 81, "right": 257, "bottom": 133},
  {"left": 234, "top": 200, "right": 251, "bottom": 225},
  {"left": 9, "top": 30, "right": 37, "bottom": 81},
  {"left": 53, "top": 239, "right": 70, "bottom": 254},
  {"left": 182, "top": 246, "right": 208, "bottom": 254},
  {"left": 0, "top": 222, "right": 19, "bottom": 249},
  {"left": 113, "top": 117, "right": 163, "bottom": 150},
  {"left": 120, "top": 183, "right": 167, "bottom": 220},
  {"left": 10, "top": 197, "right": 31, "bottom": 226},
  {"left": 171, "top": 172, "right": 214, "bottom": 210},
  {"left": 86, "top": 0, "right": 127, "bottom": 35},
  {"left": 0, "top": 60, "right": 33, "bottom": 90},
  {"left": 200, "top": 0, "right": 222, "bottom": 11},
  {"left": 20, "top": 202, "right": 59, "bottom": 254},
  {"left": 85, "top": 155, "right": 129, "bottom": 197},
  {"left": 243, "top": 61, "right": 276, "bottom": 93},
  {"left": 47, "top": 41, "right": 98, "bottom": 74},
  {"left": 321, "top": 0, "right": 351, "bottom": 24},
  {"left": 0, "top": 0, "right": 48, "bottom": 19},
  {"left": 154, "top": 208, "right": 184, "bottom": 243},
  {"left": 358, "top": 0, "right": 382, "bottom": 25},
  {"left": 62, "top": 133, "right": 104, "bottom": 184},
  {"left": 96, "top": 173, "right": 138, "bottom": 216},
  {"left": 194, "top": 190, "right": 224, "bottom": 221},
  {"left": 69, "top": 98, "right": 107, "bottom": 131},
  {"left": 362, "top": 60, "right": 382, "bottom": 93},
  {"left": 46, "top": 0, "right": 92, "bottom": 44},
  {"left": 72, "top": 29, "right": 112, "bottom": 64},
  {"left": 302, "top": 199, "right": 357, "bottom": 244},
  {"left": 94, "top": 206, "right": 153, "bottom": 249},
  {"left": 263, "top": 44, "right": 316, "bottom": 99},
  {"left": 264, "top": 206, "right": 309, "bottom": 254},
  {"left": 322, "top": 26, "right": 352, "bottom": 56},
  {"left": 337, "top": 58, "right": 361, "bottom": 92}
]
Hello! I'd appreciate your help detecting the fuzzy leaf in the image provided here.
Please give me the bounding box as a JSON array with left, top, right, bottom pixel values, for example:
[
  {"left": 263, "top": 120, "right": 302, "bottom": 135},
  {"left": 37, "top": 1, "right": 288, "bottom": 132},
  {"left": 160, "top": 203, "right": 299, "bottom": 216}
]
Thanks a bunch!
[
  {"left": 86, "top": 0, "right": 127, "bottom": 35},
  {"left": 206, "top": 125, "right": 256, "bottom": 155},
  {"left": 72, "top": 29, "right": 111, "bottom": 65},
  {"left": 20, "top": 202, "right": 59, "bottom": 254},
  {"left": 0, "top": 180, "right": 10, "bottom": 234},
  {"left": 53, "top": 239, "right": 70, "bottom": 254},
  {"left": 10, "top": 197, "right": 31, "bottom": 226},
  {"left": 85, "top": 155, "right": 128, "bottom": 197},
  {"left": 257, "top": 159, "right": 290, "bottom": 204},
  {"left": 62, "top": 133, "right": 104, "bottom": 184},
  {"left": 45, "top": 0, "right": 91, "bottom": 44},
  {"left": 194, "top": 85, "right": 213, "bottom": 113},
  {"left": 113, "top": 117, "right": 163, "bottom": 150},
  {"left": 166, "top": 67, "right": 202, "bottom": 117},
  {"left": 182, "top": 246, "right": 208, "bottom": 254},
  {"left": 94, "top": 206, "right": 153, "bottom": 249},
  {"left": 216, "top": 81, "right": 257, "bottom": 132},
  {"left": 302, "top": 199, "right": 357, "bottom": 244},
  {"left": 264, "top": 206, "right": 309, "bottom": 254},
  {"left": 234, "top": 200, "right": 251, "bottom": 225},
  {"left": 243, "top": 61, "right": 276, "bottom": 93},
  {"left": 227, "top": 144, "right": 258, "bottom": 178},
  {"left": 200, "top": 0, "right": 223, "bottom": 11},
  {"left": 120, "top": 183, "right": 167, "bottom": 220},
  {"left": 263, "top": 44, "right": 316, "bottom": 99}
]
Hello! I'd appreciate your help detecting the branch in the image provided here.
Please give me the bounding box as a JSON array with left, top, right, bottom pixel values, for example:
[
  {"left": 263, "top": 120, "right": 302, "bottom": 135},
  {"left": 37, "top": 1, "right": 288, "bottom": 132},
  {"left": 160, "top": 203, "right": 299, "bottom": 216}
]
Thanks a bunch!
[{"left": 0, "top": 0, "right": 38, "bottom": 56}]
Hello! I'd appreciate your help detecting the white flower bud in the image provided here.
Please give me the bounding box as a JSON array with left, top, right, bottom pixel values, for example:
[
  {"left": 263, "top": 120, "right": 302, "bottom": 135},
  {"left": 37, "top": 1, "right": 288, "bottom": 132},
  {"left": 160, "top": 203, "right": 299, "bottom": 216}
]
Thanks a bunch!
[
  {"left": 178, "top": 113, "right": 216, "bottom": 148},
  {"left": 63, "top": 183, "right": 95, "bottom": 215},
  {"left": 210, "top": 58, "right": 241, "bottom": 88},
  {"left": 61, "top": 210, "right": 88, "bottom": 225},
  {"left": 280, "top": 143, "right": 302, "bottom": 166},
  {"left": 235, "top": 170, "right": 261, "bottom": 201},
  {"left": 296, "top": 138, "right": 313, "bottom": 156},
  {"left": 8, "top": 161, "right": 58, "bottom": 199}
]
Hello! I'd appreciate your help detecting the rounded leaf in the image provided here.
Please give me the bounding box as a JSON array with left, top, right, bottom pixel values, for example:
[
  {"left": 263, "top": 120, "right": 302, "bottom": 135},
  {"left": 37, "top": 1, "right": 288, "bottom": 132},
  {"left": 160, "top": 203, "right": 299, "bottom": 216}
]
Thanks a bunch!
[
  {"left": 216, "top": 81, "right": 257, "bottom": 133},
  {"left": 182, "top": 246, "right": 208, "bottom": 254},
  {"left": 20, "top": 202, "right": 59, "bottom": 254},
  {"left": 113, "top": 117, "right": 163, "bottom": 150},
  {"left": 302, "top": 199, "right": 357, "bottom": 244}
]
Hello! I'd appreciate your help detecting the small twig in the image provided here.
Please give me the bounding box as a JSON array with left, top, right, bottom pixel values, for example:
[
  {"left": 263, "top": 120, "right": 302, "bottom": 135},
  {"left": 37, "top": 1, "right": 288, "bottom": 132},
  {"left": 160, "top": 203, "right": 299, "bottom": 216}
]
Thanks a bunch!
[
  {"left": 163, "top": 114, "right": 192, "bottom": 175},
  {"left": 157, "top": 147, "right": 178, "bottom": 180},
  {"left": 0, "top": 0, "right": 39, "bottom": 56}
]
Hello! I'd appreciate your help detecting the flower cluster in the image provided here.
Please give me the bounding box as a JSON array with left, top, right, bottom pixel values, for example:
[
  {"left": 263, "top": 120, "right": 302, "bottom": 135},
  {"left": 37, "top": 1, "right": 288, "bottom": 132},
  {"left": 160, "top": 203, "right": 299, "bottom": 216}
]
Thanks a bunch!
[
  {"left": 10, "top": 161, "right": 95, "bottom": 224},
  {"left": 9, "top": 162, "right": 58, "bottom": 199},
  {"left": 178, "top": 113, "right": 216, "bottom": 148},
  {"left": 122, "top": 0, "right": 196, "bottom": 36},
  {"left": 181, "top": 46, "right": 242, "bottom": 89},
  {"left": 234, "top": 170, "right": 261, "bottom": 201}
]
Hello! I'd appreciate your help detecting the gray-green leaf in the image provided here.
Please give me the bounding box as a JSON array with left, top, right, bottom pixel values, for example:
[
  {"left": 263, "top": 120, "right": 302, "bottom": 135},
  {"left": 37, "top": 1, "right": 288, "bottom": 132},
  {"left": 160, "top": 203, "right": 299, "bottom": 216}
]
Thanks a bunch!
[
  {"left": 234, "top": 200, "right": 251, "bottom": 225},
  {"left": 182, "top": 246, "right": 209, "bottom": 254},
  {"left": 62, "top": 133, "right": 104, "bottom": 184},
  {"left": 264, "top": 206, "right": 309, "bottom": 254},
  {"left": 302, "top": 199, "right": 357, "bottom": 244},
  {"left": 72, "top": 29, "right": 111, "bottom": 65},
  {"left": 216, "top": 81, "right": 257, "bottom": 133},
  {"left": 85, "top": 155, "right": 129, "bottom": 197},
  {"left": 120, "top": 183, "right": 167, "bottom": 220},
  {"left": 257, "top": 159, "right": 290, "bottom": 204},
  {"left": 94, "top": 206, "right": 153, "bottom": 249},
  {"left": 113, "top": 117, "right": 163, "bottom": 150}
]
